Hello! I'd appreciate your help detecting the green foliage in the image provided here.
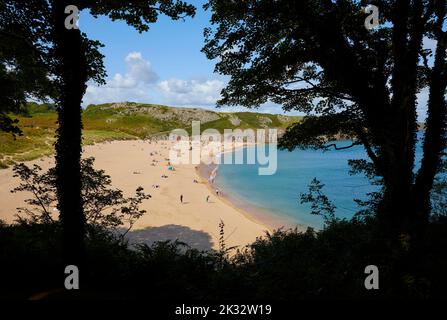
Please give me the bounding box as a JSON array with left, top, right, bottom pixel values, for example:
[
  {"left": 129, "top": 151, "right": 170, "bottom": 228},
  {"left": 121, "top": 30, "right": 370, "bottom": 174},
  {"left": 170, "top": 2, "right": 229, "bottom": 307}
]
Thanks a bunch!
[
  {"left": 203, "top": 0, "right": 447, "bottom": 242},
  {"left": 279, "top": 113, "right": 361, "bottom": 151},
  {"left": 432, "top": 158, "right": 447, "bottom": 216},
  {"left": 85, "top": 0, "right": 196, "bottom": 32},
  {"left": 194, "top": 116, "right": 235, "bottom": 134},
  {"left": 11, "top": 157, "right": 151, "bottom": 234},
  {"left": 300, "top": 178, "right": 336, "bottom": 224},
  {"left": 2, "top": 216, "right": 447, "bottom": 299},
  {"left": 21, "top": 102, "right": 56, "bottom": 115},
  {"left": 0, "top": 114, "right": 22, "bottom": 136},
  {"left": 0, "top": 0, "right": 56, "bottom": 134}
]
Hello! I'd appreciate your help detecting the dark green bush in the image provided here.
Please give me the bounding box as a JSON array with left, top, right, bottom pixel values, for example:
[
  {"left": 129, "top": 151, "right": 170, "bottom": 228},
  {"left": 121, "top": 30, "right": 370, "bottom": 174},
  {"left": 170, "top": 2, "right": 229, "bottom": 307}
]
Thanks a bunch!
[{"left": 1, "top": 216, "right": 447, "bottom": 300}]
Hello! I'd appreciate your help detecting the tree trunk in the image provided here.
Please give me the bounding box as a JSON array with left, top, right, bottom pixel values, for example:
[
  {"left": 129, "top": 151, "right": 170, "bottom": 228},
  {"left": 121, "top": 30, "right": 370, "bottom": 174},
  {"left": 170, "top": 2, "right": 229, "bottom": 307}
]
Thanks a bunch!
[
  {"left": 412, "top": 17, "right": 447, "bottom": 234},
  {"left": 376, "top": 0, "right": 425, "bottom": 242},
  {"left": 52, "top": 0, "right": 87, "bottom": 266},
  {"left": 377, "top": 143, "right": 416, "bottom": 239}
]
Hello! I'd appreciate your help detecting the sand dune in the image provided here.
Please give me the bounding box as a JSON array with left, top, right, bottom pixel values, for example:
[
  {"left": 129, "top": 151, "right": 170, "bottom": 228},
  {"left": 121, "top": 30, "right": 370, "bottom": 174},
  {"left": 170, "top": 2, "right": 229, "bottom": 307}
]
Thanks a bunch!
[{"left": 0, "top": 140, "right": 271, "bottom": 250}]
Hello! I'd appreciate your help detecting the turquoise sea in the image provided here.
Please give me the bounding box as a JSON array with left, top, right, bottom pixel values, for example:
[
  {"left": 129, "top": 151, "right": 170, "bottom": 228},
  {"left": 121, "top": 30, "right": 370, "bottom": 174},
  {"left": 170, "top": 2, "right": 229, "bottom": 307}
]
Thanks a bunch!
[{"left": 215, "top": 138, "right": 425, "bottom": 229}]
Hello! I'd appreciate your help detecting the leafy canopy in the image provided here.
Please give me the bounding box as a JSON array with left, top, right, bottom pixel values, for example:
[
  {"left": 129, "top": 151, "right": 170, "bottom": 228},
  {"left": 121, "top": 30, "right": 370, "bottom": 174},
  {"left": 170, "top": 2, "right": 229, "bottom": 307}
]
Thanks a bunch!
[
  {"left": 0, "top": 0, "right": 196, "bottom": 133},
  {"left": 11, "top": 157, "right": 151, "bottom": 236},
  {"left": 203, "top": 0, "right": 445, "bottom": 150},
  {"left": 203, "top": 0, "right": 447, "bottom": 233}
]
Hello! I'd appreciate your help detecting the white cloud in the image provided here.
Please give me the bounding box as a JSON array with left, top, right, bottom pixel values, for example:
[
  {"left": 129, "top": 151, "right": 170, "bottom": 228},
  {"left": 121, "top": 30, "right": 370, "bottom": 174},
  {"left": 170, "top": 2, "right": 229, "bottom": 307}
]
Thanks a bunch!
[
  {"left": 83, "top": 52, "right": 226, "bottom": 108},
  {"left": 157, "top": 78, "right": 225, "bottom": 106},
  {"left": 108, "top": 52, "right": 158, "bottom": 88},
  {"left": 83, "top": 52, "right": 157, "bottom": 106},
  {"left": 83, "top": 85, "right": 153, "bottom": 106}
]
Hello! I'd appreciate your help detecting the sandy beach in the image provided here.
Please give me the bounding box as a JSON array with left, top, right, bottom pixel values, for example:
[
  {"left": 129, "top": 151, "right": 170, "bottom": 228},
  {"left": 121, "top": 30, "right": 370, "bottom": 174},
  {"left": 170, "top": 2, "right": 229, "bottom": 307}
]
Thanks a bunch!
[{"left": 0, "top": 140, "right": 273, "bottom": 251}]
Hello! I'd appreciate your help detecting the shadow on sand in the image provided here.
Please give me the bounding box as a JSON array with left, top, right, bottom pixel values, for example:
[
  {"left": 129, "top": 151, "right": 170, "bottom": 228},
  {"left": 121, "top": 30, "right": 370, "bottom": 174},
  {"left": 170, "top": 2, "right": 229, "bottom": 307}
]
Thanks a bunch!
[{"left": 126, "top": 224, "right": 214, "bottom": 251}]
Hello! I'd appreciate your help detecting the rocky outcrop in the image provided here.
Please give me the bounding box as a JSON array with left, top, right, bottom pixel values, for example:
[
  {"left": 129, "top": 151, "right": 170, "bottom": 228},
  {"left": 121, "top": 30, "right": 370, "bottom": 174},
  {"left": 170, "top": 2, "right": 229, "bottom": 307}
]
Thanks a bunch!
[
  {"left": 97, "top": 102, "right": 299, "bottom": 129},
  {"left": 277, "top": 115, "right": 292, "bottom": 124},
  {"left": 258, "top": 116, "right": 273, "bottom": 127},
  {"left": 107, "top": 103, "right": 220, "bottom": 125},
  {"left": 228, "top": 115, "right": 241, "bottom": 126}
]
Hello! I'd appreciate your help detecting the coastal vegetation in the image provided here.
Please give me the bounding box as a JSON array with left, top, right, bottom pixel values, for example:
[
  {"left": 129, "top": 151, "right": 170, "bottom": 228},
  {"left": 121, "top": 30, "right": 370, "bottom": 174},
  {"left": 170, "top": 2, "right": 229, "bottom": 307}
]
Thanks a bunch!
[
  {"left": 1, "top": 0, "right": 447, "bottom": 302},
  {"left": 2, "top": 208, "right": 447, "bottom": 299},
  {"left": 204, "top": 0, "right": 447, "bottom": 294},
  {"left": 0, "top": 102, "right": 300, "bottom": 169}
]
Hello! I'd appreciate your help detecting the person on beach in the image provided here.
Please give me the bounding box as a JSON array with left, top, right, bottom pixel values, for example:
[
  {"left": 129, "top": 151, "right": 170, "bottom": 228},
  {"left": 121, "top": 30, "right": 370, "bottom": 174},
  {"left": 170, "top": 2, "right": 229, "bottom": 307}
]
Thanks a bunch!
[
  {"left": 180, "top": 194, "right": 183, "bottom": 203},
  {"left": 206, "top": 195, "right": 210, "bottom": 203},
  {"left": 215, "top": 189, "right": 219, "bottom": 196}
]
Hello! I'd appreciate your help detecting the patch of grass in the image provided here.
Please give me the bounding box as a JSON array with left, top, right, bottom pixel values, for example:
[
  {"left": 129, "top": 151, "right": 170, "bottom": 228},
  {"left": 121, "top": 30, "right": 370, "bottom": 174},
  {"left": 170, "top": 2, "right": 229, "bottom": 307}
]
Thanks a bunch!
[
  {"left": 83, "top": 105, "right": 186, "bottom": 139},
  {"left": 13, "top": 145, "right": 54, "bottom": 162},
  {"left": 0, "top": 129, "right": 53, "bottom": 156},
  {"left": 234, "top": 112, "right": 301, "bottom": 129},
  {"left": 187, "top": 116, "right": 236, "bottom": 134},
  {"left": 24, "top": 102, "right": 57, "bottom": 115},
  {"left": 82, "top": 130, "right": 137, "bottom": 145}
]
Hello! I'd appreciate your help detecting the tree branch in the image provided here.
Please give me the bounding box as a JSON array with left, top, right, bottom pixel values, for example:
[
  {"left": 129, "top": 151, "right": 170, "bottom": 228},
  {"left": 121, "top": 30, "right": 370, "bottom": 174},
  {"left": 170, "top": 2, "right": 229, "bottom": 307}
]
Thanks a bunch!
[{"left": 323, "top": 141, "right": 361, "bottom": 151}]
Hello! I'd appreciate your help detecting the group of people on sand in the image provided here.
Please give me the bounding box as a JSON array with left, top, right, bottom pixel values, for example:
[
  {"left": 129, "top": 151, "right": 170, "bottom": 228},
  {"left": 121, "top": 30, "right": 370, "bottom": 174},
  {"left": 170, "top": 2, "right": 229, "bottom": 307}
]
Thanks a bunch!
[
  {"left": 146, "top": 142, "right": 222, "bottom": 207},
  {"left": 180, "top": 188, "right": 220, "bottom": 204}
]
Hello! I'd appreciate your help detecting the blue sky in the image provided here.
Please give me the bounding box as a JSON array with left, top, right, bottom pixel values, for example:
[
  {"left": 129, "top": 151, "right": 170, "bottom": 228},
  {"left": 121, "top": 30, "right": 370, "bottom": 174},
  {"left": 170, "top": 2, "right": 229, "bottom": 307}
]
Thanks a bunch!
[
  {"left": 81, "top": 0, "right": 214, "bottom": 82},
  {"left": 79, "top": 0, "right": 434, "bottom": 120},
  {"left": 79, "top": 0, "right": 268, "bottom": 113}
]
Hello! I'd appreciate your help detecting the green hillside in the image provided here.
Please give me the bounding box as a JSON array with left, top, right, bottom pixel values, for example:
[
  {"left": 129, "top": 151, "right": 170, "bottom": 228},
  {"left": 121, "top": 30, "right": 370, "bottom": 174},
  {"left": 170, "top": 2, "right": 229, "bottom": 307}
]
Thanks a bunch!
[{"left": 0, "top": 102, "right": 301, "bottom": 168}]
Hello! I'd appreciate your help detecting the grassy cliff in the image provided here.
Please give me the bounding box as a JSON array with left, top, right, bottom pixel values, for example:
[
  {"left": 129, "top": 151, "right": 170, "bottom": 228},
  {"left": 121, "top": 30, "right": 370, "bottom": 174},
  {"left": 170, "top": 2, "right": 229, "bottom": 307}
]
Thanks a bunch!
[{"left": 0, "top": 102, "right": 301, "bottom": 168}]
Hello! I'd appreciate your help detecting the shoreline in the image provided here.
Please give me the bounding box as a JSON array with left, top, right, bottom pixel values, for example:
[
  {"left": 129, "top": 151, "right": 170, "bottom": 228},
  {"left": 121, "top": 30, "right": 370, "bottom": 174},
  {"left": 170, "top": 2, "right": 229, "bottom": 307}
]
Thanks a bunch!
[
  {"left": 196, "top": 152, "right": 307, "bottom": 233},
  {"left": 0, "top": 139, "right": 272, "bottom": 251},
  {"left": 195, "top": 164, "right": 277, "bottom": 232}
]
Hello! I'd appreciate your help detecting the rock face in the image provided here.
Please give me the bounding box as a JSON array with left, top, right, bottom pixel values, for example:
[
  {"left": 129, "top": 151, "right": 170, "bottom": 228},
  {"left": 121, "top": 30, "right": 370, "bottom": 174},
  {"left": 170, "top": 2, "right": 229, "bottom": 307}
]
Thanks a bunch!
[
  {"left": 107, "top": 103, "right": 220, "bottom": 125},
  {"left": 95, "top": 102, "right": 299, "bottom": 131},
  {"left": 277, "top": 115, "right": 292, "bottom": 124},
  {"left": 228, "top": 115, "right": 241, "bottom": 126},
  {"left": 258, "top": 116, "right": 273, "bottom": 127}
]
